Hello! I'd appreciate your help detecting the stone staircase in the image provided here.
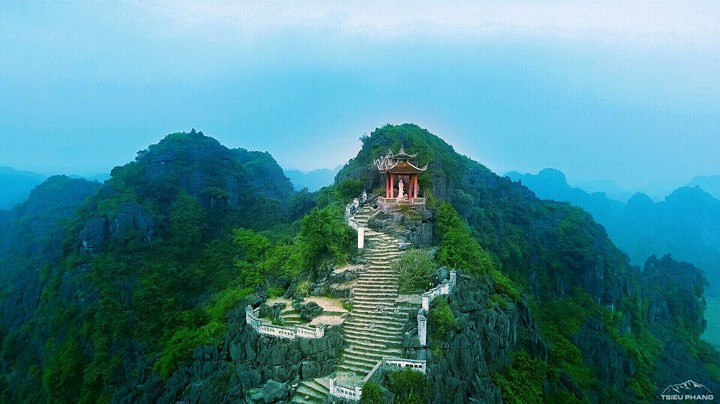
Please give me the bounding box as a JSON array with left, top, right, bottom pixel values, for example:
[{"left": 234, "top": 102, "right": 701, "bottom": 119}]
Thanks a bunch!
[
  {"left": 291, "top": 205, "right": 411, "bottom": 403},
  {"left": 292, "top": 377, "right": 331, "bottom": 404}
]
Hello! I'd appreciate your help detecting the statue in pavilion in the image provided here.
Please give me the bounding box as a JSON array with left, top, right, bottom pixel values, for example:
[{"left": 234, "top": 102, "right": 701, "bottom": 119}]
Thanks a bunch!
[{"left": 373, "top": 147, "right": 427, "bottom": 209}]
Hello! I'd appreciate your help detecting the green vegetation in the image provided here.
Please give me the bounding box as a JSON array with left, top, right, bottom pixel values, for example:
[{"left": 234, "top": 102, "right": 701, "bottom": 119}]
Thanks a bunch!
[
  {"left": 492, "top": 351, "right": 547, "bottom": 404},
  {"left": 428, "top": 297, "right": 458, "bottom": 356},
  {"left": 434, "top": 203, "right": 521, "bottom": 300},
  {"left": 0, "top": 131, "right": 364, "bottom": 403},
  {"left": 4, "top": 125, "right": 720, "bottom": 403},
  {"left": 360, "top": 381, "right": 384, "bottom": 404},
  {"left": 393, "top": 249, "right": 436, "bottom": 293},
  {"left": 703, "top": 299, "right": 720, "bottom": 350},
  {"left": 387, "top": 368, "right": 427, "bottom": 404}
]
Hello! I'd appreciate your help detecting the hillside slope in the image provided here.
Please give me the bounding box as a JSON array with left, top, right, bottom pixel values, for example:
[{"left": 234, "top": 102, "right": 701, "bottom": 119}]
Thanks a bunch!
[
  {"left": 506, "top": 169, "right": 720, "bottom": 297},
  {"left": 337, "top": 123, "right": 720, "bottom": 401},
  {"left": 0, "top": 166, "right": 47, "bottom": 209},
  {"left": 0, "top": 126, "right": 717, "bottom": 402}
]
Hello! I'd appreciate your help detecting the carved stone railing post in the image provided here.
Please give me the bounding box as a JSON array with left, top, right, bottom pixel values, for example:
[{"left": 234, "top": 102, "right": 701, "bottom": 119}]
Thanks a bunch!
[{"left": 417, "top": 311, "right": 427, "bottom": 346}]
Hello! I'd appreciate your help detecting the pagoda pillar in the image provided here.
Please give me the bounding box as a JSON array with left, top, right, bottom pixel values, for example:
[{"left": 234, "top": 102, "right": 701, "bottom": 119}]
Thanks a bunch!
[
  {"left": 386, "top": 174, "right": 390, "bottom": 198},
  {"left": 390, "top": 174, "right": 395, "bottom": 198},
  {"left": 414, "top": 175, "right": 419, "bottom": 198}
]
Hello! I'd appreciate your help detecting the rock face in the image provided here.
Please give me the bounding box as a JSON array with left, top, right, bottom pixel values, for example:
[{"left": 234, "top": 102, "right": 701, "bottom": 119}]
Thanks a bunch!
[
  {"left": 426, "top": 275, "right": 547, "bottom": 404},
  {"left": 299, "top": 301, "right": 324, "bottom": 322},
  {"left": 368, "top": 208, "right": 433, "bottom": 247},
  {"left": 0, "top": 176, "right": 100, "bottom": 329},
  {"left": 114, "top": 307, "right": 344, "bottom": 403},
  {"left": 640, "top": 255, "right": 720, "bottom": 394},
  {"left": 80, "top": 202, "right": 157, "bottom": 254},
  {"left": 136, "top": 131, "right": 293, "bottom": 208}
]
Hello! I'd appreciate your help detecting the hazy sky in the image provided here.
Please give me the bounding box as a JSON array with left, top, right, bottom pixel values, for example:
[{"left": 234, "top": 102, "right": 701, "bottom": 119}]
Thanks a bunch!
[{"left": 1, "top": 1, "right": 719, "bottom": 192}]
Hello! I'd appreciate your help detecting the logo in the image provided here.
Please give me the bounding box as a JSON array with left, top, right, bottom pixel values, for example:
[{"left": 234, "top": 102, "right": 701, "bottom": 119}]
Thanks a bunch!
[{"left": 660, "top": 380, "right": 714, "bottom": 401}]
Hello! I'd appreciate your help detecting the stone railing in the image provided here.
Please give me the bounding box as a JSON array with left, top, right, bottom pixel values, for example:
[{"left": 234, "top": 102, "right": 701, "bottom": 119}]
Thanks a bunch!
[
  {"left": 383, "top": 358, "right": 427, "bottom": 374},
  {"left": 245, "top": 306, "right": 325, "bottom": 340},
  {"left": 329, "top": 357, "right": 427, "bottom": 401},
  {"left": 421, "top": 270, "right": 457, "bottom": 311},
  {"left": 377, "top": 196, "right": 426, "bottom": 207},
  {"left": 418, "top": 270, "right": 457, "bottom": 345},
  {"left": 329, "top": 378, "right": 362, "bottom": 401}
]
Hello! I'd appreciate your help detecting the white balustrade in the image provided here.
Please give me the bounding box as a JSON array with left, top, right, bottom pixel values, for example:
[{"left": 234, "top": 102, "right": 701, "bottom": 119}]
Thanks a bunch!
[
  {"left": 245, "top": 305, "right": 325, "bottom": 340},
  {"left": 418, "top": 270, "right": 457, "bottom": 346}
]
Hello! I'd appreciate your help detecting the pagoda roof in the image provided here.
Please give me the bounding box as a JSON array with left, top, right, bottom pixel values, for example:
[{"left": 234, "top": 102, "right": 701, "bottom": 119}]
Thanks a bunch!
[
  {"left": 391, "top": 147, "right": 417, "bottom": 160},
  {"left": 386, "top": 160, "right": 427, "bottom": 174},
  {"left": 373, "top": 147, "right": 426, "bottom": 173}
]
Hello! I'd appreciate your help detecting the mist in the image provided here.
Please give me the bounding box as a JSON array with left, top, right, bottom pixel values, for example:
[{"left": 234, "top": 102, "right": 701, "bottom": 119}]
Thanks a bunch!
[{"left": 1, "top": 1, "right": 718, "bottom": 191}]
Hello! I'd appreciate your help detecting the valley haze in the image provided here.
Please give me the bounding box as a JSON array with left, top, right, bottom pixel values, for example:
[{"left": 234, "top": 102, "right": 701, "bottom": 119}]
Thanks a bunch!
[{"left": 1, "top": 1, "right": 719, "bottom": 403}]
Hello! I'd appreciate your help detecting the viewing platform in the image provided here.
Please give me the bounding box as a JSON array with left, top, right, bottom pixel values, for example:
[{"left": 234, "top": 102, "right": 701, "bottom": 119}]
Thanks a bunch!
[{"left": 377, "top": 196, "right": 426, "bottom": 208}]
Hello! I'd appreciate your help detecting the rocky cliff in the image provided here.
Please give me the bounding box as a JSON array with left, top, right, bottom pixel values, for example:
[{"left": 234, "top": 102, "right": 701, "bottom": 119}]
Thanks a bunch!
[
  {"left": 426, "top": 275, "right": 547, "bottom": 403},
  {"left": 114, "top": 307, "right": 344, "bottom": 403}
]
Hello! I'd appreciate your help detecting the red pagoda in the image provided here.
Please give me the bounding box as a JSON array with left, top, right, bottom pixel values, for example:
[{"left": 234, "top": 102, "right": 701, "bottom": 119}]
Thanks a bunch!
[{"left": 374, "top": 148, "right": 427, "bottom": 209}]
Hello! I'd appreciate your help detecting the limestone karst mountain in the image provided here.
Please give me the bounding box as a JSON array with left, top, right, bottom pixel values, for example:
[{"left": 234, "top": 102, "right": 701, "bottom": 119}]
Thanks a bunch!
[
  {"left": 0, "top": 124, "right": 718, "bottom": 403},
  {"left": 0, "top": 166, "right": 47, "bottom": 210},
  {"left": 506, "top": 168, "right": 720, "bottom": 298}
]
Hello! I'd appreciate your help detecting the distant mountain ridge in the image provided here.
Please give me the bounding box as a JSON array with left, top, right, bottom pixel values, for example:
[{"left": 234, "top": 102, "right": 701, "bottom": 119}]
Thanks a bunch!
[
  {"left": 688, "top": 175, "right": 720, "bottom": 200},
  {"left": 506, "top": 168, "right": 720, "bottom": 297},
  {"left": 284, "top": 167, "right": 339, "bottom": 191},
  {"left": 0, "top": 166, "right": 47, "bottom": 209}
]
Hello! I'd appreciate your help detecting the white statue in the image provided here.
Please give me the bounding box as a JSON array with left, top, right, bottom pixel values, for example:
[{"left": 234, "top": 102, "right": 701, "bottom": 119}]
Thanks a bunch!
[
  {"left": 398, "top": 179, "right": 405, "bottom": 199},
  {"left": 361, "top": 191, "right": 367, "bottom": 203}
]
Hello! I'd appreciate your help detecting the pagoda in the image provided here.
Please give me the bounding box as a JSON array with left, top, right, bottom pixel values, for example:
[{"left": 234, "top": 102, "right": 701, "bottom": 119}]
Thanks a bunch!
[{"left": 374, "top": 148, "right": 427, "bottom": 209}]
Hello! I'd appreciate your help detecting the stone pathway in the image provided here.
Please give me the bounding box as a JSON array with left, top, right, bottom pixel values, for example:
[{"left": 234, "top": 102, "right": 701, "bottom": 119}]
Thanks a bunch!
[{"left": 291, "top": 206, "right": 415, "bottom": 403}]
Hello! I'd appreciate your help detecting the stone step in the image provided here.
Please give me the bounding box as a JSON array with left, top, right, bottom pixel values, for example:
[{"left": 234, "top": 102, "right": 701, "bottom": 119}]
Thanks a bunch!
[
  {"left": 347, "top": 314, "right": 407, "bottom": 324},
  {"left": 290, "top": 396, "right": 321, "bottom": 404},
  {"left": 341, "top": 353, "right": 382, "bottom": 368},
  {"left": 295, "top": 384, "right": 327, "bottom": 401},
  {"left": 339, "top": 357, "right": 378, "bottom": 371},
  {"left": 348, "top": 344, "right": 402, "bottom": 357},
  {"left": 342, "top": 338, "right": 386, "bottom": 350},
  {"left": 359, "top": 274, "right": 398, "bottom": 279},
  {"left": 356, "top": 281, "right": 398, "bottom": 287},
  {"left": 343, "top": 350, "right": 388, "bottom": 363},
  {"left": 345, "top": 321, "right": 404, "bottom": 332},
  {"left": 345, "top": 324, "right": 404, "bottom": 336},
  {"left": 303, "top": 379, "right": 330, "bottom": 396},
  {"left": 354, "top": 296, "right": 398, "bottom": 303},
  {"left": 336, "top": 363, "right": 371, "bottom": 377},
  {"left": 344, "top": 335, "right": 403, "bottom": 349},
  {"left": 349, "top": 312, "right": 408, "bottom": 323},
  {"left": 355, "top": 284, "right": 398, "bottom": 290},
  {"left": 344, "top": 330, "right": 403, "bottom": 345},
  {"left": 353, "top": 296, "right": 399, "bottom": 302},
  {"left": 359, "top": 275, "right": 398, "bottom": 280},
  {"left": 354, "top": 289, "right": 398, "bottom": 295}
]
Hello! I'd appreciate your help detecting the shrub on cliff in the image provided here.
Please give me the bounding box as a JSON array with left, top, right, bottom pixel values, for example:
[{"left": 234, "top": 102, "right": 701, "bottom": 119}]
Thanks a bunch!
[{"left": 393, "top": 249, "right": 436, "bottom": 293}]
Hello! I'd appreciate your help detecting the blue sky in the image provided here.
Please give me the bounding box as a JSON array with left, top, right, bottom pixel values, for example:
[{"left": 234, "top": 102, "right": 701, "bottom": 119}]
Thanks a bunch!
[{"left": 1, "top": 1, "right": 718, "bottom": 193}]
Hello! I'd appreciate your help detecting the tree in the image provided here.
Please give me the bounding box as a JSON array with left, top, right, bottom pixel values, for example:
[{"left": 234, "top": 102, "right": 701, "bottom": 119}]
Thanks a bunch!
[
  {"left": 170, "top": 192, "right": 206, "bottom": 260},
  {"left": 394, "top": 249, "right": 436, "bottom": 293},
  {"left": 298, "top": 206, "right": 354, "bottom": 271}
]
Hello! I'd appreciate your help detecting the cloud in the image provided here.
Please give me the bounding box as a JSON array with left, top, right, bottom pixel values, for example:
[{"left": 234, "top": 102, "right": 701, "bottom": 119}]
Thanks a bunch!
[{"left": 142, "top": 0, "right": 720, "bottom": 46}]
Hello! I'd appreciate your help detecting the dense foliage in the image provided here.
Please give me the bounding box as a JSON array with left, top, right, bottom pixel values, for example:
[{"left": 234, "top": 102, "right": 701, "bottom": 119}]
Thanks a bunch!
[
  {"left": 387, "top": 367, "right": 428, "bottom": 404},
  {"left": 393, "top": 249, "right": 436, "bottom": 293},
  {"left": 508, "top": 169, "right": 720, "bottom": 297},
  {"left": 1, "top": 125, "right": 719, "bottom": 403},
  {"left": 338, "top": 124, "right": 720, "bottom": 401},
  {"left": 0, "top": 131, "right": 358, "bottom": 403}
]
